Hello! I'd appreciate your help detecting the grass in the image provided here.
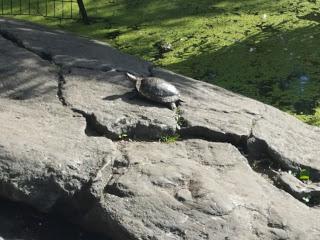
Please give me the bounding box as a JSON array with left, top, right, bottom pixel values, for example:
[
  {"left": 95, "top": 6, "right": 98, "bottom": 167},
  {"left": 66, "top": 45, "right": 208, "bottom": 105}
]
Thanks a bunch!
[
  {"left": 3, "top": 0, "right": 320, "bottom": 126},
  {"left": 160, "top": 134, "right": 181, "bottom": 143},
  {"left": 294, "top": 108, "right": 320, "bottom": 126},
  {"left": 118, "top": 133, "right": 129, "bottom": 141},
  {"left": 298, "top": 168, "right": 310, "bottom": 181}
]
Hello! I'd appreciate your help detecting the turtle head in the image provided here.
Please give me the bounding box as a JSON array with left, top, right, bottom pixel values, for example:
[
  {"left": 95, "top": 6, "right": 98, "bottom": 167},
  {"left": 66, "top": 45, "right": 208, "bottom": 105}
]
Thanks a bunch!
[
  {"left": 126, "top": 72, "right": 141, "bottom": 82},
  {"left": 126, "top": 72, "right": 143, "bottom": 90}
]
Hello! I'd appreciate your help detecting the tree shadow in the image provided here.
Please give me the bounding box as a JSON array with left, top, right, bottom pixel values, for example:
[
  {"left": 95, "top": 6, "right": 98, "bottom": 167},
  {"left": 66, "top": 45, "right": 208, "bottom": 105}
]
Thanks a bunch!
[
  {"left": 52, "top": 0, "right": 306, "bottom": 43},
  {"left": 0, "top": 36, "right": 57, "bottom": 101},
  {"left": 84, "top": 0, "right": 287, "bottom": 24},
  {"left": 165, "top": 23, "right": 320, "bottom": 114}
]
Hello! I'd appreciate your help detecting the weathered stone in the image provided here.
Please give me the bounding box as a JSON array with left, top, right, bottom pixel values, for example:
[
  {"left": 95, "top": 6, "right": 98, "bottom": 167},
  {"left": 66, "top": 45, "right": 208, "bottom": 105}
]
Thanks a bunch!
[
  {"left": 82, "top": 141, "right": 320, "bottom": 240},
  {"left": 0, "top": 18, "right": 320, "bottom": 240},
  {"left": 253, "top": 106, "right": 320, "bottom": 175}
]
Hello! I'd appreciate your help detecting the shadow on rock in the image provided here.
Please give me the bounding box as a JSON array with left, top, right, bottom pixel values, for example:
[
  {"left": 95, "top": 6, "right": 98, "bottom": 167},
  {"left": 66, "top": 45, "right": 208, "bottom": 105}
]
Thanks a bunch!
[
  {"left": 0, "top": 197, "right": 109, "bottom": 240},
  {"left": 102, "top": 90, "right": 137, "bottom": 101},
  {"left": 102, "top": 90, "right": 168, "bottom": 109}
]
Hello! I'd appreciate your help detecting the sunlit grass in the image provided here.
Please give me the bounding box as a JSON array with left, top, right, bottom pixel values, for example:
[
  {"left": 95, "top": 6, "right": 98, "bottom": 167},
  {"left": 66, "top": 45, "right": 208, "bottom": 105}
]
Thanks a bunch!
[{"left": 295, "top": 108, "right": 320, "bottom": 126}]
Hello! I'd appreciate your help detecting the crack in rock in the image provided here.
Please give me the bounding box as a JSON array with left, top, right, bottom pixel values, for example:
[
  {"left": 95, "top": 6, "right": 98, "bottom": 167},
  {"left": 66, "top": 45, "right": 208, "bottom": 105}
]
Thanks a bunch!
[
  {"left": 103, "top": 146, "right": 131, "bottom": 198},
  {"left": 179, "top": 118, "right": 320, "bottom": 207},
  {"left": 71, "top": 108, "right": 119, "bottom": 139},
  {"left": 71, "top": 108, "right": 177, "bottom": 141},
  {"left": 178, "top": 125, "right": 247, "bottom": 146},
  {"left": 70, "top": 100, "right": 320, "bottom": 207},
  {"left": 0, "top": 29, "right": 53, "bottom": 62},
  {"left": 246, "top": 117, "right": 266, "bottom": 159},
  {"left": 245, "top": 117, "right": 320, "bottom": 207},
  {"left": 57, "top": 67, "right": 68, "bottom": 106},
  {"left": 273, "top": 171, "right": 320, "bottom": 207}
]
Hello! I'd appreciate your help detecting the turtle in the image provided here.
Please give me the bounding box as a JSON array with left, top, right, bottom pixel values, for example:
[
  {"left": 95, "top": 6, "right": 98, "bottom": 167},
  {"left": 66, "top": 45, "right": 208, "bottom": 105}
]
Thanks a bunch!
[{"left": 126, "top": 73, "right": 182, "bottom": 110}]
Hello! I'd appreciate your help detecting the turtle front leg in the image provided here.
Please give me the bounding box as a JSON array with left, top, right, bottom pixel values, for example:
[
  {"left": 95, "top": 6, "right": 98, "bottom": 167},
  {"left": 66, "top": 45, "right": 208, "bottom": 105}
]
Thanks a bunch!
[
  {"left": 127, "top": 90, "right": 139, "bottom": 100},
  {"left": 169, "top": 102, "right": 177, "bottom": 110}
]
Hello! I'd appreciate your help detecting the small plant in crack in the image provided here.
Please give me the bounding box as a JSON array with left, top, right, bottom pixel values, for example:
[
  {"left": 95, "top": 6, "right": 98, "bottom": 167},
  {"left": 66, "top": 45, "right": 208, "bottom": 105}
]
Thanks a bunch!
[
  {"left": 251, "top": 159, "right": 263, "bottom": 168},
  {"left": 160, "top": 134, "right": 181, "bottom": 143},
  {"left": 175, "top": 107, "right": 187, "bottom": 127},
  {"left": 249, "top": 157, "right": 274, "bottom": 174},
  {"left": 118, "top": 133, "right": 129, "bottom": 141},
  {"left": 301, "top": 194, "right": 320, "bottom": 207},
  {"left": 298, "top": 168, "right": 310, "bottom": 182}
]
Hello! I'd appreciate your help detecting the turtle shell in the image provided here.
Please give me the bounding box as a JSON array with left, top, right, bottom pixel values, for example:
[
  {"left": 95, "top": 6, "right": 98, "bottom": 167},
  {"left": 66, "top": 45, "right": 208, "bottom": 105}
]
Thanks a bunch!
[{"left": 136, "top": 77, "right": 180, "bottom": 103}]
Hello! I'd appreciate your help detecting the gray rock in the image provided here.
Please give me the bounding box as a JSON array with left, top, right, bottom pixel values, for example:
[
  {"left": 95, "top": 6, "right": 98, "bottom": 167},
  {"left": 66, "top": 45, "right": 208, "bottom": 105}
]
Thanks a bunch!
[
  {"left": 0, "top": 18, "right": 320, "bottom": 240},
  {"left": 84, "top": 141, "right": 320, "bottom": 240},
  {"left": 276, "top": 171, "right": 320, "bottom": 204},
  {"left": 151, "top": 67, "right": 320, "bottom": 174}
]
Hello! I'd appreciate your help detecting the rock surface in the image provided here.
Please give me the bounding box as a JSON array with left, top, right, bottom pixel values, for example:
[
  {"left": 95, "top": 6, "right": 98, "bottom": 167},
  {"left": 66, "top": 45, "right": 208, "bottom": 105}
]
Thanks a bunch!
[{"left": 0, "top": 18, "right": 320, "bottom": 240}]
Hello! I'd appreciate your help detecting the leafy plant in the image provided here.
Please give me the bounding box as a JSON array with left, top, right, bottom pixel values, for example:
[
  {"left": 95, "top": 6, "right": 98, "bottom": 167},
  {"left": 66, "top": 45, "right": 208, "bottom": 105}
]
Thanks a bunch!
[
  {"left": 175, "top": 107, "right": 186, "bottom": 127},
  {"left": 298, "top": 168, "right": 310, "bottom": 181},
  {"left": 118, "top": 133, "right": 129, "bottom": 140},
  {"left": 160, "top": 134, "right": 180, "bottom": 143}
]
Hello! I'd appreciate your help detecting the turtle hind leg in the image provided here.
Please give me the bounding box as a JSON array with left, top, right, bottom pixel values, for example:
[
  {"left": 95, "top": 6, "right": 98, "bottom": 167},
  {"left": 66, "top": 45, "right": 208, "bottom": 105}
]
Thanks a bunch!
[
  {"left": 169, "top": 99, "right": 184, "bottom": 110},
  {"left": 176, "top": 99, "right": 184, "bottom": 107},
  {"left": 168, "top": 102, "right": 177, "bottom": 110}
]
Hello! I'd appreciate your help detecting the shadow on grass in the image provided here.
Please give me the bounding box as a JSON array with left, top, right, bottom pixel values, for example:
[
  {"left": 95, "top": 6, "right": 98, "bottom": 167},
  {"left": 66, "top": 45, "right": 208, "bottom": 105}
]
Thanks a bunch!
[
  {"left": 49, "top": 0, "right": 308, "bottom": 37},
  {"left": 84, "top": 0, "right": 300, "bottom": 24},
  {"left": 166, "top": 23, "right": 320, "bottom": 115}
]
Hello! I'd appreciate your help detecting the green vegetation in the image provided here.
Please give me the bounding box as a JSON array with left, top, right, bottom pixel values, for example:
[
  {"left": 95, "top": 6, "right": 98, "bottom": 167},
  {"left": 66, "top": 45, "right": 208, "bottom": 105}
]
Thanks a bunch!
[
  {"left": 160, "top": 134, "right": 181, "bottom": 143},
  {"left": 295, "top": 108, "right": 320, "bottom": 126},
  {"left": 118, "top": 133, "right": 129, "bottom": 141},
  {"left": 298, "top": 168, "right": 310, "bottom": 181},
  {"left": 175, "top": 107, "right": 186, "bottom": 127},
  {"left": 6, "top": 0, "right": 320, "bottom": 126}
]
